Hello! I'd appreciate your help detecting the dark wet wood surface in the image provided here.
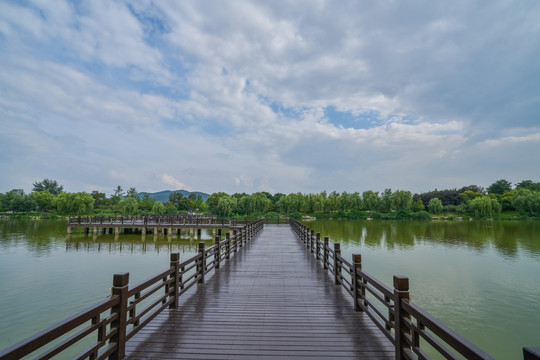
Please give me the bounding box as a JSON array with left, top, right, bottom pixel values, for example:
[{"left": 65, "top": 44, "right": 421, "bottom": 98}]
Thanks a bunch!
[{"left": 125, "top": 225, "right": 394, "bottom": 359}]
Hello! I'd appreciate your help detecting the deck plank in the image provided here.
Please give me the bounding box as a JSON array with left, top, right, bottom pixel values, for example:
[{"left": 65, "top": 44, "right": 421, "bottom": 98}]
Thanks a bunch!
[{"left": 125, "top": 225, "right": 394, "bottom": 359}]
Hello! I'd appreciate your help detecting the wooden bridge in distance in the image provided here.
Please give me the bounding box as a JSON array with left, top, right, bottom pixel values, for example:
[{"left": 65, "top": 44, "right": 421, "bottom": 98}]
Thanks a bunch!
[{"left": 1, "top": 219, "right": 538, "bottom": 359}]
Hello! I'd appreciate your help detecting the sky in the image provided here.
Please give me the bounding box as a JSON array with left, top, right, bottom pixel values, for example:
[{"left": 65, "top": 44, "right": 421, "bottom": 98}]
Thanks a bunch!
[{"left": 1, "top": 0, "right": 539, "bottom": 196}]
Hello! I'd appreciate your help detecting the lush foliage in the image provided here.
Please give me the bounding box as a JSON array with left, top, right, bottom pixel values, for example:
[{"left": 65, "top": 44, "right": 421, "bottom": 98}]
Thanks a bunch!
[{"left": 2, "top": 178, "right": 540, "bottom": 219}]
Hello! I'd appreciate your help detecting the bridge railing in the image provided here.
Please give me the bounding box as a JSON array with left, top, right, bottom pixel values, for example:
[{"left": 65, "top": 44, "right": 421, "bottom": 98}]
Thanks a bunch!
[
  {"left": 0, "top": 220, "right": 264, "bottom": 360},
  {"left": 67, "top": 215, "right": 255, "bottom": 227},
  {"left": 290, "top": 218, "right": 497, "bottom": 360}
]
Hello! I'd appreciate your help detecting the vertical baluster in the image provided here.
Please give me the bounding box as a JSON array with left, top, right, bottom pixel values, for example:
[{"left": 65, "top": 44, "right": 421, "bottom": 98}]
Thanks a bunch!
[
  {"left": 316, "top": 233, "right": 321, "bottom": 260},
  {"left": 352, "top": 254, "right": 363, "bottom": 312},
  {"left": 110, "top": 273, "right": 129, "bottom": 360},
  {"left": 169, "top": 253, "right": 180, "bottom": 309},
  {"left": 226, "top": 232, "right": 231, "bottom": 259},
  {"left": 215, "top": 236, "right": 221, "bottom": 269},
  {"left": 324, "top": 237, "right": 329, "bottom": 270},
  {"left": 334, "top": 243, "right": 341, "bottom": 285},
  {"left": 198, "top": 243, "right": 206, "bottom": 283},
  {"left": 393, "top": 275, "right": 411, "bottom": 360}
]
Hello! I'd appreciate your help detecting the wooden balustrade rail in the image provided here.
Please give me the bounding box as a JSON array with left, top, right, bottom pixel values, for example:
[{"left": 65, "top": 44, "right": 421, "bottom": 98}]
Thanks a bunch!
[
  {"left": 67, "top": 215, "right": 255, "bottom": 227},
  {"left": 0, "top": 220, "right": 264, "bottom": 360},
  {"left": 289, "top": 218, "right": 499, "bottom": 360}
]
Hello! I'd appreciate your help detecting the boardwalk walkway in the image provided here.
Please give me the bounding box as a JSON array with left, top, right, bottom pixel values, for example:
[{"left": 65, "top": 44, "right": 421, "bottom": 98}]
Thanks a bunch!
[{"left": 125, "top": 225, "right": 394, "bottom": 359}]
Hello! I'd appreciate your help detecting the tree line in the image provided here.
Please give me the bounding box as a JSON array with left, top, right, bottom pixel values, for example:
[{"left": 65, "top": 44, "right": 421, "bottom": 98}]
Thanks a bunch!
[{"left": 1, "top": 178, "right": 539, "bottom": 219}]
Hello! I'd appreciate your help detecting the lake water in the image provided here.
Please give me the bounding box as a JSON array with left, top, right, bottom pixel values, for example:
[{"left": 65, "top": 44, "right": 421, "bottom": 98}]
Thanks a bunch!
[
  {"left": 302, "top": 219, "right": 540, "bottom": 360},
  {"left": 0, "top": 219, "right": 538, "bottom": 359}
]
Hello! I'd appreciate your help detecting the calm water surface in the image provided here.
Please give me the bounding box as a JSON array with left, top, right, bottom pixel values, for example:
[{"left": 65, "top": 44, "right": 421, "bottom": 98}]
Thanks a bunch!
[
  {"left": 304, "top": 219, "right": 540, "bottom": 360},
  {"left": 0, "top": 219, "right": 538, "bottom": 359},
  {"left": 0, "top": 220, "right": 217, "bottom": 355}
]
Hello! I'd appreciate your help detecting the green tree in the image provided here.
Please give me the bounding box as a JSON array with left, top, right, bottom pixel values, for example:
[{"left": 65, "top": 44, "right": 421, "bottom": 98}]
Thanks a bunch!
[
  {"left": 3, "top": 190, "right": 36, "bottom": 212},
  {"left": 119, "top": 196, "right": 138, "bottom": 215},
  {"left": 90, "top": 191, "right": 107, "bottom": 207},
  {"left": 326, "top": 191, "right": 340, "bottom": 212},
  {"left": 164, "top": 203, "right": 178, "bottom": 214},
  {"left": 428, "top": 198, "right": 443, "bottom": 214},
  {"left": 277, "top": 195, "right": 289, "bottom": 214},
  {"left": 32, "top": 179, "right": 64, "bottom": 196},
  {"left": 31, "top": 191, "right": 55, "bottom": 212},
  {"left": 468, "top": 196, "right": 502, "bottom": 218},
  {"left": 55, "top": 192, "right": 95, "bottom": 215},
  {"left": 139, "top": 194, "right": 156, "bottom": 213},
  {"left": 459, "top": 190, "right": 483, "bottom": 203},
  {"left": 216, "top": 196, "right": 236, "bottom": 217},
  {"left": 380, "top": 188, "right": 393, "bottom": 212},
  {"left": 126, "top": 187, "right": 138, "bottom": 198},
  {"left": 392, "top": 190, "right": 413, "bottom": 211},
  {"left": 511, "top": 189, "right": 540, "bottom": 215},
  {"left": 362, "top": 191, "right": 380, "bottom": 211},
  {"left": 487, "top": 179, "right": 512, "bottom": 195},
  {"left": 412, "top": 199, "right": 425, "bottom": 212},
  {"left": 252, "top": 192, "right": 271, "bottom": 215},
  {"left": 206, "top": 192, "right": 229, "bottom": 214},
  {"left": 236, "top": 195, "right": 252, "bottom": 215},
  {"left": 113, "top": 186, "right": 124, "bottom": 197},
  {"left": 169, "top": 192, "right": 194, "bottom": 211},
  {"left": 151, "top": 202, "right": 166, "bottom": 214},
  {"left": 515, "top": 180, "right": 540, "bottom": 191}
]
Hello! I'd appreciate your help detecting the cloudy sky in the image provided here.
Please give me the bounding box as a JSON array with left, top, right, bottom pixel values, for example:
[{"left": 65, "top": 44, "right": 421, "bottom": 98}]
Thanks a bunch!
[{"left": 1, "top": 1, "right": 539, "bottom": 195}]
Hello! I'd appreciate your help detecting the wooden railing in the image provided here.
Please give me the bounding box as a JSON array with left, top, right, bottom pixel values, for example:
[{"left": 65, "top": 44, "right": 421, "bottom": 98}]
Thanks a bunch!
[
  {"left": 0, "top": 220, "right": 264, "bottom": 360},
  {"left": 67, "top": 215, "right": 252, "bottom": 227},
  {"left": 290, "top": 218, "right": 497, "bottom": 360}
]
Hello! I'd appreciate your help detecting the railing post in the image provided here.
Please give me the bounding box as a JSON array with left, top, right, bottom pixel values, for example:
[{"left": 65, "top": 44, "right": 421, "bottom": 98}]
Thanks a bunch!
[
  {"left": 310, "top": 230, "right": 315, "bottom": 253},
  {"left": 334, "top": 243, "right": 341, "bottom": 285},
  {"left": 110, "top": 273, "right": 129, "bottom": 360},
  {"left": 169, "top": 253, "right": 180, "bottom": 309},
  {"left": 316, "top": 233, "right": 320, "bottom": 260},
  {"left": 215, "top": 236, "right": 221, "bottom": 269},
  {"left": 323, "top": 237, "right": 329, "bottom": 270},
  {"left": 352, "top": 254, "right": 363, "bottom": 312},
  {"left": 524, "top": 347, "right": 540, "bottom": 360},
  {"left": 198, "top": 242, "right": 206, "bottom": 283},
  {"left": 393, "top": 275, "right": 411, "bottom": 360},
  {"left": 226, "top": 232, "right": 231, "bottom": 259}
]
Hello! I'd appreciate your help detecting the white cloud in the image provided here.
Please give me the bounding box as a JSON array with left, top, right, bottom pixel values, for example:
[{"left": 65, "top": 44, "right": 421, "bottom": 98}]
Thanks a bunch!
[
  {"left": 0, "top": 0, "right": 539, "bottom": 195},
  {"left": 161, "top": 174, "right": 192, "bottom": 192}
]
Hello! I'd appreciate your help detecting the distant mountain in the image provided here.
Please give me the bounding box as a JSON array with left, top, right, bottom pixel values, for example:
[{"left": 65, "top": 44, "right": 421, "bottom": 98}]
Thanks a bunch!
[{"left": 137, "top": 190, "right": 210, "bottom": 203}]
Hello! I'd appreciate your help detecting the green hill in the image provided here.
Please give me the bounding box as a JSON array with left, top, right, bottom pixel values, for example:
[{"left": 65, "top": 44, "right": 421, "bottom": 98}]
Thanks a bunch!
[{"left": 137, "top": 190, "right": 210, "bottom": 203}]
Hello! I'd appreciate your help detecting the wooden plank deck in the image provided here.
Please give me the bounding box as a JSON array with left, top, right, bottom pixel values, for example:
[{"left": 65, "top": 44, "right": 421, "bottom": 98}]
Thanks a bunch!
[{"left": 125, "top": 225, "right": 394, "bottom": 359}]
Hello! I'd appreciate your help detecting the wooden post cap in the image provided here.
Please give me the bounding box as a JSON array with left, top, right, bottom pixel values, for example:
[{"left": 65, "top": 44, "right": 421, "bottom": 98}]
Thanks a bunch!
[
  {"left": 215, "top": 236, "right": 220, "bottom": 243},
  {"left": 334, "top": 243, "right": 340, "bottom": 250},
  {"left": 170, "top": 253, "right": 180, "bottom": 261},
  {"left": 198, "top": 242, "right": 205, "bottom": 250},
  {"left": 352, "top": 254, "right": 362, "bottom": 264},
  {"left": 316, "top": 232, "right": 320, "bottom": 239},
  {"left": 324, "top": 236, "right": 329, "bottom": 243},
  {"left": 113, "top": 273, "right": 129, "bottom": 287},
  {"left": 393, "top": 275, "right": 409, "bottom": 291}
]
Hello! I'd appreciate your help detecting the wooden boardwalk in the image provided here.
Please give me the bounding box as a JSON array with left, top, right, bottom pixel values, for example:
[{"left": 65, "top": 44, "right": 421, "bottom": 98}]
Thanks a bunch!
[{"left": 125, "top": 225, "right": 394, "bottom": 359}]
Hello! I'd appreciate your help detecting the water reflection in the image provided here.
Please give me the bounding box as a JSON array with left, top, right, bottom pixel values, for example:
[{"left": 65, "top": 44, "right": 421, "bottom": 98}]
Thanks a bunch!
[
  {"left": 65, "top": 236, "right": 216, "bottom": 255},
  {"left": 0, "top": 220, "right": 229, "bottom": 256},
  {"left": 306, "top": 219, "right": 539, "bottom": 260}
]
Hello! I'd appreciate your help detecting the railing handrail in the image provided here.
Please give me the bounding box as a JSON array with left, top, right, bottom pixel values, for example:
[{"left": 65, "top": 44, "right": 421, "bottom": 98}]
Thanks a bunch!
[
  {"left": 67, "top": 215, "right": 258, "bottom": 226},
  {"left": 0, "top": 219, "right": 264, "bottom": 360},
  {"left": 0, "top": 296, "right": 120, "bottom": 360},
  {"left": 288, "top": 218, "right": 500, "bottom": 360}
]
